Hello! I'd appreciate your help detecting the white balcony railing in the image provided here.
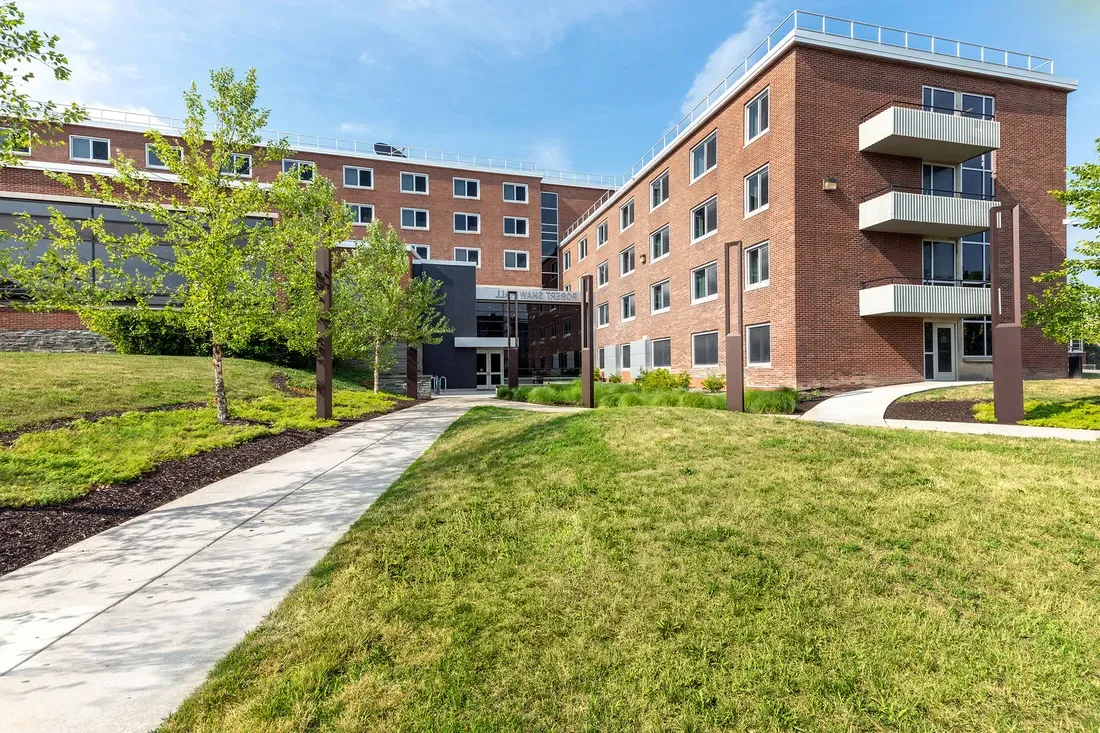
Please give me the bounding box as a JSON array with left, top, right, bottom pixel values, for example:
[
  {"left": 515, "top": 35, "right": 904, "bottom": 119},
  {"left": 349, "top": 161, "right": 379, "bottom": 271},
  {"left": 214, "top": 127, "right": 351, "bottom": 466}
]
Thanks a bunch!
[
  {"left": 859, "top": 187, "right": 999, "bottom": 238},
  {"left": 859, "top": 103, "right": 1000, "bottom": 163},
  {"left": 859, "top": 282, "right": 991, "bottom": 317}
]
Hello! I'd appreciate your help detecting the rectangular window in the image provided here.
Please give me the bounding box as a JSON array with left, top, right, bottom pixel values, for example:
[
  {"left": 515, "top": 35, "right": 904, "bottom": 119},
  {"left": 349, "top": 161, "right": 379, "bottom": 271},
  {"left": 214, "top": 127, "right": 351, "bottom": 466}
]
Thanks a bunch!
[
  {"left": 619, "top": 245, "right": 635, "bottom": 277},
  {"left": 922, "top": 240, "right": 956, "bottom": 285},
  {"left": 563, "top": 249, "right": 572, "bottom": 271},
  {"left": 503, "top": 216, "right": 528, "bottom": 237},
  {"left": 597, "top": 302, "right": 609, "bottom": 328},
  {"left": 691, "top": 261, "right": 719, "bottom": 302},
  {"left": 346, "top": 203, "right": 374, "bottom": 225},
  {"left": 651, "top": 279, "right": 670, "bottom": 313},
  {"left": 598, "top": 346, "right": 606, "bottom": 369},
  {"left": 652, "top": 337, "right": 672, "bottom": 368},
  {"left": 745, "top": 88, "right": 770, "bottom": 144},
  {"left": 621, "top": 344, "right": 632, "bottom": 369},
  {"left": 400, "top": 171, "right": 429, "bottom": 194},
  {"left": 961, "top": 232, "right": 990, "bottom": 285},
  {"left": 692, "top": 331, "right": 719, "bottom": 367},
  {"left": 650, "top": 225, "right": 670, "bottom": 261},
  {"left": 282, "top": 159, "right": 315, "bottom": 182},
  {"left": 961, "top": 153, "right": 994, "bottom": 200},
  {"left": 960, "top": 92, "right": 995, "bottom": 120},
  {"left": 650, "top": 169, "right": 669, "bottom": 210},
  {"left": 597, "top": 261, "right": 609, "bottom": 288},
  {"left": 401, "top": 207, "right": 429, "bottom": 230},
  {"left": 596, "top": 221, "right": 608, "bottom": 247},
  {"left": 745, "top": 241, "right": 769, "bottom": 289},
  {"left": 924, "top": 322, "right": 935, "bottom": 379},
  {"left": 579, "top": 237, "right": 589, "bottom": 260},
  {"left": 503, "top": 182, "right": 528, "bottom": 202},
  {"left": 563, "top": 317, "right": 572, "bottom": 336},
  {"left": 923, "top": 86, "right": 995, "bottom": 120},
  {"left": 220, "top": 153, "right": 252, "bottom": 177},
  {"left": 454, "top": 212, "right": 480, "bottom": 233},
  {"left": 2, "top": 128, "right": 31, "bottom": 155},
  {"left": 747, "top": 324, "right": 771, "bottom": 366},
  {"left": 343, "top": 165, "right": 374, "bottom": 189},
  {"left": 692, "top": 196, "right": 718, "bottom": 242},
  {"left": 145, "top": 143, "right": 180, "bottom": 169},
  {"left": 621, "top": 292, "right": 636, "bottom": 322},
  {"left": 745, "top": 164, "right": 769, "bottom": 216},
  {"left": 620, "top": 197, "right": 635, "bottom": 231},
  {"left": 963, "top": 317, "right": 993, "bottom": 358},
  {"left": 922, "top": 163, "right": 956, "bottom": 196},
  {"left": 504, "top": 250, "right": 529, "bottom": 270},
  {"left": 70, "top": 135, "right": 110, "bottom": 162},
  {"left": 453, "top": 177, "right": 480, "bottom": 199},
  {"left": 922, "top": 86, "right": 957, "bottom": 114},
  {"left": 410, "top": 244, "right": 430, "bottom": 259},
  {"left": 454, "top": 247, "right": 481, "bottom": 267},
  {"left": 691, "top": 131, "right": 717, "bottom": 181}
]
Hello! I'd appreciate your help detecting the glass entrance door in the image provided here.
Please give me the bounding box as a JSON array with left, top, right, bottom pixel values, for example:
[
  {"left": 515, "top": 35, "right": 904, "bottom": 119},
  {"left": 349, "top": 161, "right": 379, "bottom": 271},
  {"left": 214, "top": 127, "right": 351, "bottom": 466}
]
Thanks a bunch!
[
  {"left": 933, "top": 323, "right": 956, "bottom": 381},
  {"left": 476, "top": 350, "right": 504, "bottom": 389}
]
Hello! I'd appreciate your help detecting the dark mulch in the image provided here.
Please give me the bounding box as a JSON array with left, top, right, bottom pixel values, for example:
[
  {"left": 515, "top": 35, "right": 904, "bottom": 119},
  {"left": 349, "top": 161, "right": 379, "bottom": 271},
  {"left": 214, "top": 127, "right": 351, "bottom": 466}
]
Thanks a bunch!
[
  {"left": 0, "top": 401, "right": 207, "bottom": 445},
  {"left": 794, "top": 389, "right": 845, "bottom": 415},
  {"left": 884, "top": 399, "right": 981, "bottom": 423}
]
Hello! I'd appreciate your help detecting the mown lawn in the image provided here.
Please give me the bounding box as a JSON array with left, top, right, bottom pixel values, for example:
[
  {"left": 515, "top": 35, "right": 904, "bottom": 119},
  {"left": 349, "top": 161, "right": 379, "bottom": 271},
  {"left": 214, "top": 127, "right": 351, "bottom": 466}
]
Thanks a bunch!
[
  {"left": 165, "top": 407, "right": 1100, "bottom": 731},
  {"left": 900, "top": 377, "right": 1100, "bottom": 430}
]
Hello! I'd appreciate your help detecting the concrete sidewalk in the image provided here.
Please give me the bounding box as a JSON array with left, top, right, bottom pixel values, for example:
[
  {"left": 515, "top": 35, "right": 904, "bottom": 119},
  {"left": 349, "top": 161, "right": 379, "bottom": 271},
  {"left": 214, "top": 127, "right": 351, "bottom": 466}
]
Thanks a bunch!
[{"left": 0, "top": 399, "right": 470, "bottom": 733}]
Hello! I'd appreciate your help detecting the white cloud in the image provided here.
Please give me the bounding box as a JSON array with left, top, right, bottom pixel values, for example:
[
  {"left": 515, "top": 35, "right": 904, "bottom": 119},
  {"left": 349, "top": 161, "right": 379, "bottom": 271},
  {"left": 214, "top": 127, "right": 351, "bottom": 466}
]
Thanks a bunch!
[
  {"left": 680, "top": 0, "right": 781, "bottom": 117},
  {"left": 527, "top": 141, "right": 573, "bottom": 172}
]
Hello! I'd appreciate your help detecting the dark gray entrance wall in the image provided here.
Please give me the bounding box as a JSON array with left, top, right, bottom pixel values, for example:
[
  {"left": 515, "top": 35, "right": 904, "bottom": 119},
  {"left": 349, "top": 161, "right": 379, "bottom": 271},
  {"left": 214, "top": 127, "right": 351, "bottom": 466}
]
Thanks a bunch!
[{"left": 415, "top": 259, "right": 478, "bottom": 390}]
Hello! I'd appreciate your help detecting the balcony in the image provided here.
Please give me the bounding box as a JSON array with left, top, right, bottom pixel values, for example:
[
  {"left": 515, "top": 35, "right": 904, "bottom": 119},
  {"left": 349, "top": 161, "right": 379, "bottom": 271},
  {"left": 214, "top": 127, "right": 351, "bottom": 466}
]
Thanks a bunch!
[
  {"left": 859, "top": 278, "right": 991, "bottom": 317},
  {"left": 859, "top": 186, "right": 998, "bottom": 238},
  {"left": 859, "top": 102, "right": 999, "bottom": 163}
]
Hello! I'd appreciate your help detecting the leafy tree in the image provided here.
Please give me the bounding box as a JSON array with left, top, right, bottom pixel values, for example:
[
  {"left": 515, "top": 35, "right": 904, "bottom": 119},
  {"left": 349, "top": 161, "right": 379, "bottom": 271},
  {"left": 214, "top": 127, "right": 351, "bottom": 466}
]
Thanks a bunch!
[
  {"left": 1025, "top": 139, "right": 1100, "bottom": 344},
  {"left": 0, "top": 1, "right": 85, "bottom": 165},
  {"left": 332, "top": 222, "right": 450, "bottom": 392}
]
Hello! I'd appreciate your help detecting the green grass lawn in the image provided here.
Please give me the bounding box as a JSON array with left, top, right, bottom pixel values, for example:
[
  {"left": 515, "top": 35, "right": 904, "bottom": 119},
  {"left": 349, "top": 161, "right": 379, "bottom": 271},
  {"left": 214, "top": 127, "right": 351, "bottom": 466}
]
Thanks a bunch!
[
  {"left": 900, "top": 377, "right": 1100, "bottom": 430},
  {"left": 497, "top": 380, "right": 799, "bottom": 413},
  {"left": 165, "top": 407, "right": 1100, "bottom": 731}
]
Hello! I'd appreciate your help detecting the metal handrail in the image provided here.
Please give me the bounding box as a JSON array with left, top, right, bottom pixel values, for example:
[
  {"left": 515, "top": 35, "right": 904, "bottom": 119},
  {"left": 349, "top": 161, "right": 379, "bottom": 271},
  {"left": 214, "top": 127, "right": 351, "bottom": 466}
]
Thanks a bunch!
[
  {"left": 861, "top": 184, "right": 997, "bottom": 202},
  {"left": 859, "top": 99, "right": 996, "bottom": 122},
  {"left": 859, "top": 276, "right": 991, "bottom": 289}
]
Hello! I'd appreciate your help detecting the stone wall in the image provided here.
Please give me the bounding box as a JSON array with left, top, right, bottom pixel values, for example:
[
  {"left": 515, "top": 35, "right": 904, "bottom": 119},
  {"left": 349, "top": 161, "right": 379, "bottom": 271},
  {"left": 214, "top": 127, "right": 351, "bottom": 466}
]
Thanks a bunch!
[{"left": 0, "top": 329, "right": 116, "bottom": 353}]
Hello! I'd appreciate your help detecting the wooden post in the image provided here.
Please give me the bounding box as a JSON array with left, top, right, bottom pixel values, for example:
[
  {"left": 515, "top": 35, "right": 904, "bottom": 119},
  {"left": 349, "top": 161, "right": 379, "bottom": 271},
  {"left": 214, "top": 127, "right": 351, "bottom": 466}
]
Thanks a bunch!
[
  {"left": 724, "top": 240, "right": 744, "bottom": 412},
  {"left": 506, "top": 290, "right": 519, "bottom": 388},
  {"left": 406, "top": 347, "right": 419, "bottom": 399},
  {"left": 315, "top": 245, "right": 333, "bottom": 420},
  {"left": 579, "top": 274, "right": 595, "bottom": 408},
  {"left": 990, "top": 205, "right": 1024, "bottom": 424}
]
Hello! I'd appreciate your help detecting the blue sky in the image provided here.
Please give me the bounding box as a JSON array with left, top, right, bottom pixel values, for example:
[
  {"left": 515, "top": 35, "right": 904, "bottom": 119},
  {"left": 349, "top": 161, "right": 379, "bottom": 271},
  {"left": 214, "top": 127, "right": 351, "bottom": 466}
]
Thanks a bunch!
[{"left": 20, "top": 0, "right": 1100, "bottom": 275}]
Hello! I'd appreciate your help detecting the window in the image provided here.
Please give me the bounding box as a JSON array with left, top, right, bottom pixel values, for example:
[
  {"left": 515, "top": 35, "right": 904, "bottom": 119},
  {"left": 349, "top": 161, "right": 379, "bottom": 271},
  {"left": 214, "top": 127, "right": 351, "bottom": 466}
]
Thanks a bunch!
[
  {"left": 922, "top": 240, "right": 956, "bottom": 285},
  {"left": 691, "top": 261, "right": 718, "bottom": 302},
  {"left": 692, "top": 331, "right": 719, "bottom": 367},
  {"left": 621, "top": 292, "right": 636, "bottom": 322},
  {"left": 401, "top": 208, "right": 429, "bottom": 230},
  {"left": 597, "top": 302, "right": 609, "bottom": 328},
  {"left": 963, "top": 317, "right": 993, "bottom": 358},
  {"left": 745, "top": 241, "right": 769, "bottom": 289},
  {"left": 597, "top": 221, "right": 608, "bottom": 248},
  {"left": 579, "top": 237, "right": 589, "bottom": 260},
  {"left": 282, "top": 159, "right": 315, "bottom": 182},
  {"left": 563, "top": 249, "right": 572, "bottom": 271},
  {"left": 550, "top": 321, "right": 557, "bottom": 337},
  {"left": 563, "top": 317, "right": 572, "bottom": 336},
  {"left": 692, "top": 196, "right": 718, "bottom": 242},
  {"left": 922, "top": 163, "right": 956, "bottom": 196},
  {"left": 652, "top": 338, "right": 672, "bottom": 368},
  {"left": 597, "top": 261, "right": 609, "bottom": 288},
  {"left": 745, "top": 164, "right": 769, "bottom": 216},
  {"left": 454, "top": 212, "right": 480, "bottom": 233},
  {"left": 923, "top": 86, "right": 995, "bottom": 119},
  {"left": 145, "top": 143, "right": 180, "bottom": 169},
  {"left": 961, "top": 153, "right": 994, "bottom": 200},
  {"left": 691, "top": 131, "right": 717, "bottom": 181},
  {"left": 453, "top": 177, "right": 480, "bottom": 199},
  {"left": 745, "top": 88, "right": 770, "bottom": 144},
  {"left": 70, "top": 135, "right": 110, "bottom": 162},
  {"left": 922, "top": 86, "right": 957, "bottom": 114},
  {"left": 962, "top": 232, "right": 990, "bottom": 285},
  {"left": 454, "top": 247, "right": 481, "bottom": 267},
  {"left": 503, "top": 216, "right": 529, "bottom": 237},
  {"left": 1069, "top": 339, "right": 1085, "bottom": 354},
  {"left": 650, "top": 225, "right": 670, "bottom": 261},
  {"left": 410, "top": 244, "right": 430, "bottom": 259},
  {"left": 961, "top": 93, "right": 995, "bottom": 119},
  {"left": 651, "top": 279, "right": 670, "bottom": 313},
  {"left": 620, "top": 197, "right": 635, "bottom": 231},
  {"left": 220, "top": 153, "right": 252, "bottom": 177},
  {"left": 503, "top": 182, "right": 528, "bottom": 203},
  {"left": 347, "top": 203, "right": 374, "bottom": 225},
  {"left": 400, "top": 171, "right": 429, "bottom": 194},
  {"left": 747, "top": 324, "right": 771, "bottom": 366},
  {"left": 621, "top": 344, "right": 632, "bottom": 369},
  {"left": 598, "top": 346, "right": 606, "bottom": 369},
  {"left": 620, "top": 245, "right": 635, "bottom": 277},
  {"left": 2, "top": 128, "right": 31, "bottom": 155},
  {"left": 343, "top": 165, "right": 374, "bottom": 189},
  {"left": 504, "top": 250, "right": 529, "bottom": 270},
  {"left": 650, "top": 170, "right": 669, "bottom": 210}
]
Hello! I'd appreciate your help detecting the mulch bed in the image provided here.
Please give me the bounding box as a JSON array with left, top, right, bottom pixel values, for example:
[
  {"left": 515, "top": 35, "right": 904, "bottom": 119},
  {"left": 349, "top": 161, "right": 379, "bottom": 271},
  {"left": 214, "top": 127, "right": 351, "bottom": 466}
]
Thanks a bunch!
[
  {"left": 794, "top": 389, "right": 845, "bottom": 415},
  {"left": 883, "top": 399, "right": 981, "bottom": 424}
]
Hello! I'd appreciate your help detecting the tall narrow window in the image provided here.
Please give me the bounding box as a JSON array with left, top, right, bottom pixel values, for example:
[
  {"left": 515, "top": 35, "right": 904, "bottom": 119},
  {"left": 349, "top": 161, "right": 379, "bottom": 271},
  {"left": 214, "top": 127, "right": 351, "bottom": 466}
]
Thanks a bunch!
[
  {"left": 579, "top": 237, "right": 589, "bottom": 260},
  {"left": 597, "top": 261, "right": 609, "bottom": 287},
  {"left": 619, "top": 245, "right": 635, "bottom": 277},
  {"left": 651, "top": 280, "right": 670, "bottom": 313},
  {"left": 691, "top": 197, "right": 718, "bottom": 242},
  {"left": 745, "top": 88, "right": 770, "bottom": 143},
  {"left": 745, "top": 165, "right": 769, "bottom": 216},
  {"left": 563, "top": 249, "right": 572, "bottom": 271},
  {"left": 691, "top": 131, "right": 717, "bottom": 181},
  {"left": 621, "top": 292, "right": 636, "bottom": 322},
  {"left": 961, "top": 232, "right": 990, "bottom": 286},
  {"left": 650, "top": 170, "right": 669, "bottom": 210},
  {"left": 922, "top": 240, "right": 956, "bottom": 285},
  {"left": 747, "top": 324, "right": 771, "bottom": 366},
  {"left": 597, "top": 302, "right": 609, "bottom": 327},
  {"left": 745, "top": 241, "right": 769, "bottom": 289},
  {"left": 961, "top": 153, "right": 994, "bottom": 200},
  {"left": 597, "top": 221, "right": 609, "bottom": 247},
  {"left": 652, "top": 338, "right": 672, "bottom": 368},
  {"left": 650, "top": 225, "right": 670, "bottom": 261},
  {"left": 620, "top": 197, "right": 635, "bottom": 231},
  {"left": 691, "top": 261, "right": 718, "bottom": 302},
  {"left": 963, "top": 317, "right": 993, "bottom": 357}
]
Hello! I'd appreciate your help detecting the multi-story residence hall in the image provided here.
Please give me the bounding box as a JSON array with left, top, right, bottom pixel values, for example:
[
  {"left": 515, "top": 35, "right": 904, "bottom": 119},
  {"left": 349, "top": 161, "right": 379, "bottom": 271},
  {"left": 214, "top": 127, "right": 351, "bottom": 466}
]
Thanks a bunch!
[{"left": 559, "top": 11, "right": 1078, "bottom": 389}]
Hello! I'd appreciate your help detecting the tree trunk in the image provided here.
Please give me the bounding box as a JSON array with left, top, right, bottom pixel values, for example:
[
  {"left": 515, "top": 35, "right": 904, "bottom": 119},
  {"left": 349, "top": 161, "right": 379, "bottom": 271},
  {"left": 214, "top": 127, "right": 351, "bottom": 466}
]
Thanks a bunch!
[
  {"left": 212, "top": 343, "right": 229, "bottom": 423},
  {"left": 373, "top": 340, "right": 381, "bottom": 393}
]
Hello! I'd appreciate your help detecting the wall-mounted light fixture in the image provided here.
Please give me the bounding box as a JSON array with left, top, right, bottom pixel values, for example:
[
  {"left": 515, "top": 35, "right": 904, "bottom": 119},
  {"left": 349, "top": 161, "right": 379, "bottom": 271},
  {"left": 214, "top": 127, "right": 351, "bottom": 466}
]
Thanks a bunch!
[
  {"left": 823, "top": 177, "right": 838, "bottom": 191},
  {"left": 640, "top": 253, "right": 647, "bottom": 265}
]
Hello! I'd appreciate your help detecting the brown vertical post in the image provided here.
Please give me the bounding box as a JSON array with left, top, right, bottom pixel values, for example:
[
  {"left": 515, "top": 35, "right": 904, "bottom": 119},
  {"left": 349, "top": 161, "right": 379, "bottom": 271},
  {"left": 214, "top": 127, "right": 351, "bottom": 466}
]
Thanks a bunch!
[
  {"left": 406, "top": 347, "right": 418, "bottom": 399},
  {"left": 579, "top": 274, "right": 595, "bottom": 408},
  {"left": 506, "top": 290, "right": 519, "bottom": 388},
  {"left": 315, "top": 245, "right": 333, "bottom": 420},
  {"left": 990, "top": 205, "right": 1024, "bottom": 424},
  {"left": 724, "top": 240, "right": 744, "bottom": 412}
]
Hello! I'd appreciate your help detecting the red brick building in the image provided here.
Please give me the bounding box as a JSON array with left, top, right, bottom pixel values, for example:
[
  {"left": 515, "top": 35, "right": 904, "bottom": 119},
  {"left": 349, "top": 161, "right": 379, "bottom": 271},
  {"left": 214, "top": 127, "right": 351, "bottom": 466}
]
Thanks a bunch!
[{"left": 558, "top": 13, "right": 1076, "bottom": 389}]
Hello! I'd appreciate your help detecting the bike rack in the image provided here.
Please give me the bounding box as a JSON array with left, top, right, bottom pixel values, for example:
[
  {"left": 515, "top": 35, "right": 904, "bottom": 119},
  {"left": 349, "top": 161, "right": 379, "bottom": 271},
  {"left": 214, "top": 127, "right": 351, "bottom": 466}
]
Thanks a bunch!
[{"left": 431, "top": 375, "right": 447, "bottom": 395}]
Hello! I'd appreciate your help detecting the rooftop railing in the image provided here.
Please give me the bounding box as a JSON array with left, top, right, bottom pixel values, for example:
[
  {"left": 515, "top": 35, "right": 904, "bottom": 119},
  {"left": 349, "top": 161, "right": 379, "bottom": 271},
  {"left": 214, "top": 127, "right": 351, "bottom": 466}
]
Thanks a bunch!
[{"left": 560, "top": 10, "right": 1056, "bottom": 242}]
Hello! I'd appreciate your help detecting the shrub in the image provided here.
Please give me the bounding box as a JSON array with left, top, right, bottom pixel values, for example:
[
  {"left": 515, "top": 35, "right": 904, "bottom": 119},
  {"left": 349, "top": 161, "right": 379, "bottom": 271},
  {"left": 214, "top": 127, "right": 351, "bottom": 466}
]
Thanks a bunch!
[
  {"left": 496, "top": 385, "right": 513, "bottom": 400},
  {"left": 528, "top": 385, "right": 578, "bottom": 405},
  {"left": 701, "top": 372, "right": 726, "bottom": 393},
  {"left": 673, "top": 372, "right": 693, "bottom": 389},
  {"left": 594, "top": 368, "right": 603, "bottom": 383},
  {"left": 511, "top": 386, "right": 533, "bottom": 403},
  {"left": 744, "top": 387, "right": 798, "bottom": 415},
  {"left": 608, "top": 374, "right": 623, "bottom": 384},
  {"left": 635, "top": 368, "right": 685, "bottom": 392}
]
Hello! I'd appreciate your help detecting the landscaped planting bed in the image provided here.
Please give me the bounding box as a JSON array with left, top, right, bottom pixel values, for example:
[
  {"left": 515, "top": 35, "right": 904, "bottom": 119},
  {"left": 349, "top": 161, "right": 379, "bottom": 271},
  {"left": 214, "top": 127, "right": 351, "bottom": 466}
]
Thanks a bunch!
[{"left": 496, "top": 379, "right": 800, "bottom": 414}]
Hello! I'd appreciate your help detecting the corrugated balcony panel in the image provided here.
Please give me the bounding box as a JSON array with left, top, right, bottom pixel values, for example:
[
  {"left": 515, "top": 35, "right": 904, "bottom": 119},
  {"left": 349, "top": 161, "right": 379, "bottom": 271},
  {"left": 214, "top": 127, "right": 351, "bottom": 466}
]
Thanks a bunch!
[
  {"left": 859, "top": 107, "right": 1000, "bottom": 163},
  {"left": 859, "top": 191, "right": 998, "bottom": 237},
  {"left": 859, "top": 284, "right": 991, "bottom": 317}
]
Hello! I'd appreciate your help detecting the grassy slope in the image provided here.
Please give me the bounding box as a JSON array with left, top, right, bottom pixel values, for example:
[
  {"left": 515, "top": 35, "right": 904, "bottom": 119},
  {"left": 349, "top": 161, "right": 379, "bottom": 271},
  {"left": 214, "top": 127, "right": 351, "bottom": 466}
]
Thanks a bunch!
[{"left": 165, "top": 408, "right": 1100, "bottom": 731}]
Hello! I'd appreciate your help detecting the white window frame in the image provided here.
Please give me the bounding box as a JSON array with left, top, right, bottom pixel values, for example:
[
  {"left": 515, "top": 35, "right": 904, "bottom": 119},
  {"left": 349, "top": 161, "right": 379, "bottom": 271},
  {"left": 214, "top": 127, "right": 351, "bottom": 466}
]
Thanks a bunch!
[
  {"left": 690, "top": 130, "right": 717, "bottom": 183},
  {"left": 691, "top": 196, "right": 718, "bottom": 244},
  {"left": 145, "top": 143, "right": 180, "bottom": 170},
  {"left": 220, "top": 153, "right": 252, "bottom": 178},
  {"left": 652, "top": 337, "right": 672, "bottom": 369},
  {"left": 454, "top": 246, "right": 481, "bottom": 268},
  {"left": 400, "top": 171, "right": 429, "bottom": 195},
  {"left": 504, "top": 249, "right": 530, "bottom": 271},
  {"left": 347, "top": 203, "right": 374, "bottom": 226},
  {"left": 621, "top": 292, "right": 636, "bottom": 323},
  {"left": 503, "top": 216, "right": 529, "bottom": 238},
  {"left": 744, "top": 87, "right": 770, "bottom": 146},
  {"left": 563, "top": 249, "right": 572, "bottom": 271},
  {"left": 619, "top": 245, "right": 635, "bottom": 278},
  {"left": 922, "top": 86, "right": 995, "bottom": 119},
  {"left": 597, "top": 302, "right": 609, "bottom": 328},
  {"left": 691, "top": 260, "right": 719, "bottom": 304},
  {"left": 745, "top": 241, "right": 770, "bottom": 290},
  {"left": 651, "top": 279, "right": 671, "bottom": 315},
  {"left": 691, "top": 330, "right": 720, "bottom": 368},
  {"left": 453, "top": 176, "right": 480, "bottom": 200},
  {"left": 454, "top": 212, "right": 481, "bottom": 234},
  {"left": 650, "top": 169, "right": 670, "bottom": 211},
  {"left": 744, "top": 164, "right": 769, "bottom": 218},
  {"left": 410, "top": 244, "right": 430, "bottom": 259},
  {"left": 579, "top": 237, "right": 589, "bottom": 260},
  {"left": 343, "top": 165, "right": 374, "bottom": 189},
  {"left": 401, "top": 207, "right": 430, "bottom": 231},
  {"left": 596, "top": 220, "right": 609, "bottom": 248},
  {"left": 503, "top": 181, "right": 529, "bottom": 203},
  {"left": 69, "top": 134, "right": 111, "bottom": 163},
  {"left": 650, "top": 224, "right": 670, "bottom": 262},
  {"left": 620, "top": 197, "right": 635, "bottom": 232},
  {"left": 2, "top": 128, "right": 31, "bottom": 156},
  {"left": 282, "top": 158, "right": 316, "bottom": 182},
  {"left": 596, "top": 261, "right": 609, "bottom": 289},
  {"left": 746, "top": 323, "right": 771, "bottom": 367}
]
